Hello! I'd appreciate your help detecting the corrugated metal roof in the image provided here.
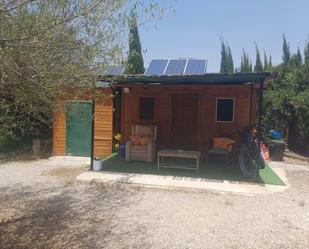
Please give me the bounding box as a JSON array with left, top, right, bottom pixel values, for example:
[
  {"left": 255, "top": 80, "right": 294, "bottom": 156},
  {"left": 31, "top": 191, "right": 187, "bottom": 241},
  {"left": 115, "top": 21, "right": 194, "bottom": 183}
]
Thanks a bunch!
[{"left": 99, "top": 72, "right": 276, "bottom": 86}]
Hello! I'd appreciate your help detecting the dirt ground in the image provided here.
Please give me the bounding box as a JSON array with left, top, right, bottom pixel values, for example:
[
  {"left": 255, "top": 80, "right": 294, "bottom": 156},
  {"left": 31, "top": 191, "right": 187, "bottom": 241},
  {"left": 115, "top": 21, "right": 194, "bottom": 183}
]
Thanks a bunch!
[{"left": 0, "top": 156, "right": 309, "bottom": 249}]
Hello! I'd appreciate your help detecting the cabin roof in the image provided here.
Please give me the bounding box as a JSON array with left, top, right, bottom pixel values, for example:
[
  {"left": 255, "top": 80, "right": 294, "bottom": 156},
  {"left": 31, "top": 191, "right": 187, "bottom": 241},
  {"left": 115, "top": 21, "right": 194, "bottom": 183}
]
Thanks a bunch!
[{"left": 99, "top": 72, "right": 276, "bottom": 86}]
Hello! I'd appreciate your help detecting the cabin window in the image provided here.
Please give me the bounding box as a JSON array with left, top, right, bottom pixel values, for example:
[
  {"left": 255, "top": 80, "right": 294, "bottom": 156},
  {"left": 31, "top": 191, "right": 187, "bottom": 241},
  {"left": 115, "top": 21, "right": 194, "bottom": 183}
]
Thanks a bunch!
[
  {"left": 139, "top": 97, "right": 155, "bottom": 120},
  {"left": 216, "top": 98, "right": 234, "bottom": 122}
]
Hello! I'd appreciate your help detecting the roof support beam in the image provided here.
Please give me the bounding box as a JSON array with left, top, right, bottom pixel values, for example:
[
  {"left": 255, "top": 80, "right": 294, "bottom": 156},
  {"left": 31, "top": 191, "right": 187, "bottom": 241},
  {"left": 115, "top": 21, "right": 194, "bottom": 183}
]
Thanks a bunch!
[{"left": 248, "top": 82, "right": 254, "bottom": 128}]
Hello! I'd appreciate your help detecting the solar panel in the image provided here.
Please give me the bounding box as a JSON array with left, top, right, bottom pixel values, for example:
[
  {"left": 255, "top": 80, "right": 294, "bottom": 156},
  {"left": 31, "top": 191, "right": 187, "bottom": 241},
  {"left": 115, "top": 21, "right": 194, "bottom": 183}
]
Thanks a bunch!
[
  {"left": 144, "top": 59, "right": 168, "bottom": 75},
  {"left": 184, "top": 59, "right": 207, "bottom": 75},
  {"left": 164, "top": 59, "right": 187, "bottom": 75},
  {"left": 144, "top": 58, "right": 207, "bottom": 76},
  {"left": 106, "top": 65, "right": 125, "bottom": 75}
]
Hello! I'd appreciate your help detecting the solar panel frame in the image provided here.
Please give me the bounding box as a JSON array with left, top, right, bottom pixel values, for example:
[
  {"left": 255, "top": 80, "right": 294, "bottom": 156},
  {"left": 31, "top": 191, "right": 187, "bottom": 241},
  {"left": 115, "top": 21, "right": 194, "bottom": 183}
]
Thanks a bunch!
[
  {"left": 144, "top": 59, "right": 169, "bottom": 75},
  {"left": 106, "top": 65, "right": 125, "bottom": 75},
  {"left": 163, "top": 59, "right": 187, "bottom": 76}
]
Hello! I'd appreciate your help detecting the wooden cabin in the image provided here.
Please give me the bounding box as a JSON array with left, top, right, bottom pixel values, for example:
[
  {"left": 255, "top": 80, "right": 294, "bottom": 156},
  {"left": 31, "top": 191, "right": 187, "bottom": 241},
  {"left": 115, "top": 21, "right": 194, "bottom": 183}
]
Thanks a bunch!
[{"left": 52, "top": 73, "right": 275, "bottom": 158}]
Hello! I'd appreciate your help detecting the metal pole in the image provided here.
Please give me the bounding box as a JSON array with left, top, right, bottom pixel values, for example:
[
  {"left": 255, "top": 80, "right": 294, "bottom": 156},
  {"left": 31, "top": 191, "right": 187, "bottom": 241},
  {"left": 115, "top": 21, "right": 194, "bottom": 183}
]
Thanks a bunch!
[{"left": 256, "top": 80, "right": 265, "bottom": 179}]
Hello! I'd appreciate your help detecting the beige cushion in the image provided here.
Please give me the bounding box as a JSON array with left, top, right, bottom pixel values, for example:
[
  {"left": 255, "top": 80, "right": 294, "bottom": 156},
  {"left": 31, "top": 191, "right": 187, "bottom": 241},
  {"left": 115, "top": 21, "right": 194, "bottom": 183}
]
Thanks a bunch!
[
  {"left": 213, "top": 137, "right": 236, "bottom": 152},
  {"left": 140, "top": 136, "right": 153, "bottom": 146},
  {"left": 130, "top": 135, "right": 142, "bottom": 145},
  {"left": 135, "top": 125, "right": 154, "bottom": 137}
]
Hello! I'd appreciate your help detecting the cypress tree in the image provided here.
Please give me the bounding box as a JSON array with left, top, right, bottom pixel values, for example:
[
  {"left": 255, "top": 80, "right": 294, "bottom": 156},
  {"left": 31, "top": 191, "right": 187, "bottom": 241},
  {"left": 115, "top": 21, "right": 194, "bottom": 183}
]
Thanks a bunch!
[
  {"left": 240, "top": 53, "right": 244, "bottom": 72},
  {"left": 268, "top": 54, "right": 273, "bottom": 69},
  {"left": 289, "top": 48, "right": 303, "bottom": 67},
  {"left": 249, "top": 59, "right": 253, "bottom": 72},
  {"left": 220, "top": 40, "right": 227, "bottom": 73},
  {"left": 254, "top": 44, "right": 263, "bottom": 72},
  {"left": 296, "top": 47, "right": 303, "bottom": 65},
  {"left": 227, "top": 45, "right": 234, "bottom": 73},
  {"left": 240, "top": 49, "right": 252, "bottom": 72},
  {"left": 282, "top": 34, "right": 291, "bottom": 64},
  {"left": 263, "top": 51, "right": 268, "bottom": 71},
  {"left": 220, "top": 39, "right": 234, "bottom": 73},
  {"left": 304, "top": 40, "right": 309, "bottom": 66},
  {"left": 126, "top": 12, "right": 145, "bottom": 74}
]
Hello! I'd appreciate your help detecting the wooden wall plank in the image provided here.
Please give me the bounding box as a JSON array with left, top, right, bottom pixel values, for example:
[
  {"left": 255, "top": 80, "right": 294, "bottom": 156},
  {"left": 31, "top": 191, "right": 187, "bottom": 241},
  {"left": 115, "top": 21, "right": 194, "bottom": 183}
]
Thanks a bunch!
[{"left": 52, "top": 99, "right": 66, "bottom": 156}]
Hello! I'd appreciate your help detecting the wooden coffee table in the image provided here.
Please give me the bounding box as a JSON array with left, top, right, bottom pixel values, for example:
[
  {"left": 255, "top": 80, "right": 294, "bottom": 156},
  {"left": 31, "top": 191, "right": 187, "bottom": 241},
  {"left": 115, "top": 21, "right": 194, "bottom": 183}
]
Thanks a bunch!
[{"left": 157, "top": 149, "right": 201, "bottom": 175}]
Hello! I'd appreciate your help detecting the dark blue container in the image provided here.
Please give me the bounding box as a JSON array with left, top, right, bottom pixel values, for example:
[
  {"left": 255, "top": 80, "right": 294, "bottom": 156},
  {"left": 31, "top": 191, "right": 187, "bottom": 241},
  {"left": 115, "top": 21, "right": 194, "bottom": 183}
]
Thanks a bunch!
[
  {"left": 269, "top": 130, "right": 283, "bottom": 139},
  {"left": 119, "top": 143, "right": 126, "bottom": 158}
]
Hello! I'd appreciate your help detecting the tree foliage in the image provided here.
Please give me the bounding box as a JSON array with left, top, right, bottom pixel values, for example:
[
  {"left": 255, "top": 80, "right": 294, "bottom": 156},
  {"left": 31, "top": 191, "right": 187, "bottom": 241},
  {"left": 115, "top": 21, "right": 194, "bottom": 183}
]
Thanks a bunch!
[
  {"left": 254, "top": 44, "right": 263, "bottom": 72},
  {"left": 304, "top": 40, "right": 309, "bottom": 67},
  {"left": 262, "top": 37, "right": 309, "bottom": 153},
  {"left": 237, "top": 36, "right": 308, "bottom": 153},
  {"left": 282, "top": 34, "right": 291, "bottom": 64},
  {"left": 0, "top": 0, "right": 162, "bottom": 138},
  {"left": 220, "top": 40, "right": 234, "bottom": 73},
  {"left": 126, "top": 12, "right": 145, "bottom": 74},
  {"left": 268, "top": 54, "right": 273, "bottom": 69},
  {"left": 240, "top": 49, "right": 252, "bottom": 72},
  {"left": 263, "top": 51, "right": 268, "bottom": 71}
]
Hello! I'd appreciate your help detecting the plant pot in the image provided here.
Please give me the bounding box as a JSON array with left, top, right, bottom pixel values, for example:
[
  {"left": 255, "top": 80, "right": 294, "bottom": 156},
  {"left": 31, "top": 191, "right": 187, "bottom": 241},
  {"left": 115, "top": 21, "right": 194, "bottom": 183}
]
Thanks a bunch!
[{"left": 93, "top": 159, "right": 102, "bottom": 171}]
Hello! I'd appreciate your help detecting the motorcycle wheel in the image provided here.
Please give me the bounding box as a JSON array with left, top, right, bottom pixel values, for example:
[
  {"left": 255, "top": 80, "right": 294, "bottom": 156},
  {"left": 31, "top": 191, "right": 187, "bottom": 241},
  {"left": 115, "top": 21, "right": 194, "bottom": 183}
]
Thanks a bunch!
[
  {"left": 238, "top": 145, "right": 255, "bottom": 178},
  {"left": 253, "top": 142, "right": 266, "bottom": 169}
]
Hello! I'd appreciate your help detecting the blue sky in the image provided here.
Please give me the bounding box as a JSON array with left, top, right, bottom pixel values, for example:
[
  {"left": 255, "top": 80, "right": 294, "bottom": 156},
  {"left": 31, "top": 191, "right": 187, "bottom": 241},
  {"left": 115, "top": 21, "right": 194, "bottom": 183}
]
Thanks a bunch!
[{"left": 139, "top": 0, "right": 309, "bottom": 72}]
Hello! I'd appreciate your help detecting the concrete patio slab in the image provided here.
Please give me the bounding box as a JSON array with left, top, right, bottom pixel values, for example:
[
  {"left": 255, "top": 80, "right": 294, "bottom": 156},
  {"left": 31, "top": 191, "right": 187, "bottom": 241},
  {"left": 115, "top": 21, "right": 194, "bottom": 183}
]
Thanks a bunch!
[{"left": 76, "top": 167, "right": 288, "bottom": 195}]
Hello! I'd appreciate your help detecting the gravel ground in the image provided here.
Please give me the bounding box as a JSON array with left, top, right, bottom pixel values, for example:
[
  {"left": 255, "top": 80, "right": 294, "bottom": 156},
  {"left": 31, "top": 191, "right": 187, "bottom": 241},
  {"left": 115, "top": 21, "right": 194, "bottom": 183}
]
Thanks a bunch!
[
  {"left": 282, "top": 149, "right": 309, "bottom": 166},
  {"left": 0, "top": 157, "right": 308, "bottom": 249}
]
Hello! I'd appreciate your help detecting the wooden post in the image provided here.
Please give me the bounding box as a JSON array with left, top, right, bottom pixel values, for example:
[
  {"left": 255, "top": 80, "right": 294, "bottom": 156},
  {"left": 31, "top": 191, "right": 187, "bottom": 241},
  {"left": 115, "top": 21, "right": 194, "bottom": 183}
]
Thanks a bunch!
[
  {"left": 248, "top": 82, "right": 253, "bottom": 128},
  {"left": 90, "top": 80, "right": 96, "bottom": 170},
  {"left": 112, "top": 87, "right": 122, "bottom": 153},
  {"left": 90, "top": 100, "right": 95, "bottom": 170},
  {"left": 258, "top": 80, "right": 264, "bottom": 142}
]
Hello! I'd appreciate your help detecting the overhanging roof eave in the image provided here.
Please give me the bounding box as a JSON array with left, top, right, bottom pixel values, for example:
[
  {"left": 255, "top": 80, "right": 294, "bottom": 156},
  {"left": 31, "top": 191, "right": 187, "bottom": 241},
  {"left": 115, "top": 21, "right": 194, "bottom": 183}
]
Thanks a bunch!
[{"left": 100, "top": 72, "right": 277, "bottom": 86}]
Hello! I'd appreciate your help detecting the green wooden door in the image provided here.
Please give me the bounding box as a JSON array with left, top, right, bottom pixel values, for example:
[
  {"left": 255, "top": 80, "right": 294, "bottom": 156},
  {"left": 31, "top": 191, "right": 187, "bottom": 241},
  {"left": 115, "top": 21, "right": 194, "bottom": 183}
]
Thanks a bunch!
[{"left": 66, "top": 102, "right": 92, "bottom": 156}]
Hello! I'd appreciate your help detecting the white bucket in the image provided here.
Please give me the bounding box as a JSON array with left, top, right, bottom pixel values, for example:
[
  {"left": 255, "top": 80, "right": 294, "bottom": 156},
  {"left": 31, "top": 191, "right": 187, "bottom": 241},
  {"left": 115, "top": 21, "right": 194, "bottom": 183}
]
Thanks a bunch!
[{"left": 93, "top": 159, "right": 102, "bottom": 171}]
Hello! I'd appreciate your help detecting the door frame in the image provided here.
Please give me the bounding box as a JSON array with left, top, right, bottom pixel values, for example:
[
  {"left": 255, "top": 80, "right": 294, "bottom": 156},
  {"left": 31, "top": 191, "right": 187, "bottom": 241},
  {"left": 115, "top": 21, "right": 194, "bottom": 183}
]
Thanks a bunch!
[
  {"left": 65, "top": 100, "right": 93, "bottom": 156},
  {"left": 170, "top": 93, "right": 199, "bottom": 149}
]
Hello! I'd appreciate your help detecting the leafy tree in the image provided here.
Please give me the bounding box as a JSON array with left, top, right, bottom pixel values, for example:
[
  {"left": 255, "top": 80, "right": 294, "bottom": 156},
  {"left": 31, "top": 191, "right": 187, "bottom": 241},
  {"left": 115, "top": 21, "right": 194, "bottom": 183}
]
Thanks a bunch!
[
  {"left": 0, "top": 0, "right": 161, "bottom": 139},
  {"left": 254, "top": 44, "right": 263, "bottom": 72},
  {"left": 282, "top": 34, "right": 291, "bottom": 64},
  {"left": 126, "top": 12, "right": 145, "bottom": 74},
  {"left": 263, "top": 61, "right": 309, "bottom": 154},
  {"left": 238, "top": 39, "right": 309, "bottom": 154}
]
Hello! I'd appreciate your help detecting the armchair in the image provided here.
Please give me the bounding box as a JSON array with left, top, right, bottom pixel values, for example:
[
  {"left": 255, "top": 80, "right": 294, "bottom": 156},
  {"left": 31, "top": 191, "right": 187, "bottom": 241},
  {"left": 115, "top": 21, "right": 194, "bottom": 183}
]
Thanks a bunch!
[
  {"left": 125, "top": 124, "right": 157, "bottom": 162},
  {"left": 207, "top": 136, "right": 236, "bottom": 165}
]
